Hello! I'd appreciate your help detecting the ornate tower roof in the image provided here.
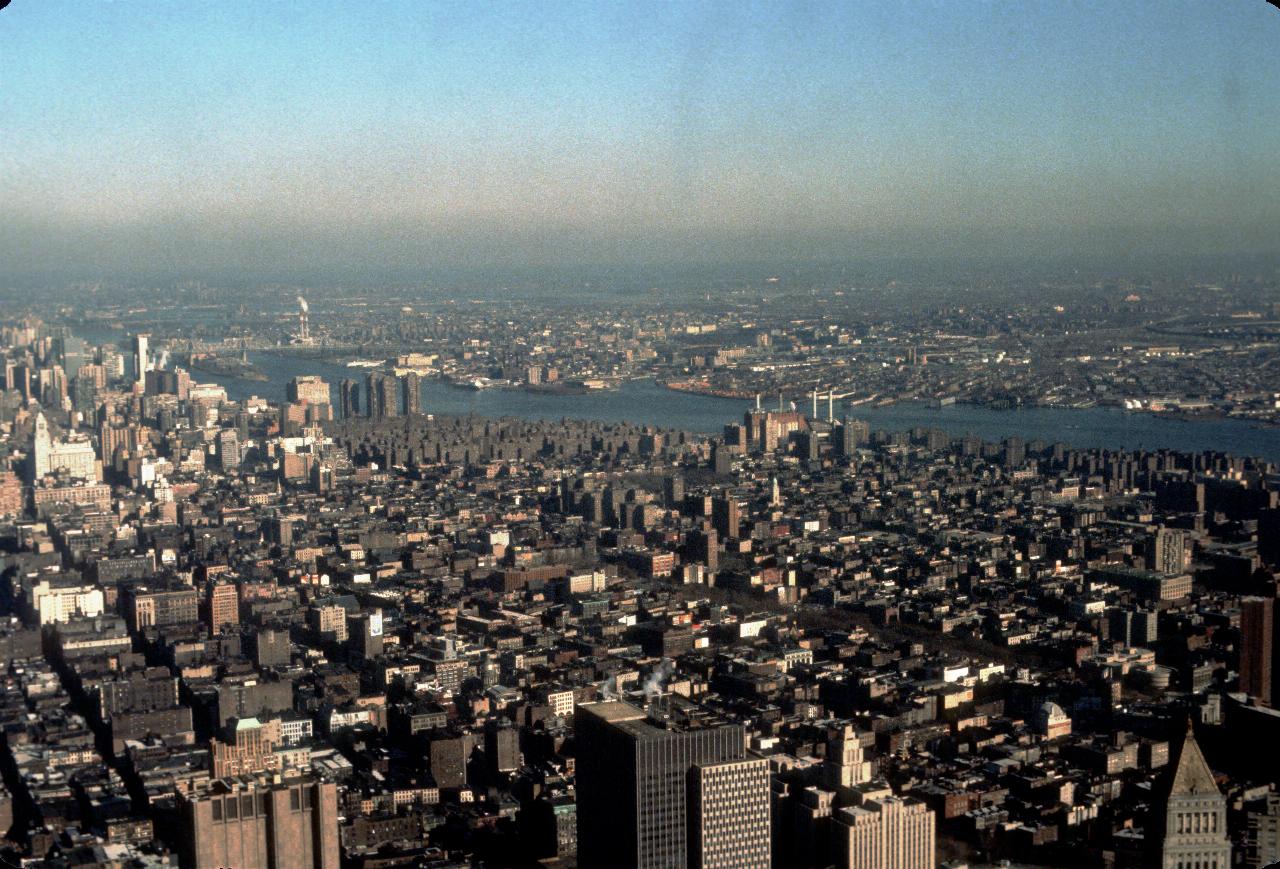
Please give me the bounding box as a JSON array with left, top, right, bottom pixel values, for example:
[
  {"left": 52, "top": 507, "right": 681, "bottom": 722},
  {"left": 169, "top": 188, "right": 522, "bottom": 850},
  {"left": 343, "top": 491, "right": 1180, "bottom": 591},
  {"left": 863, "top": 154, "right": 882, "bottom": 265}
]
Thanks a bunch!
[{"left": 1169, "top": 720, "right": 1219, "bottom": 797}]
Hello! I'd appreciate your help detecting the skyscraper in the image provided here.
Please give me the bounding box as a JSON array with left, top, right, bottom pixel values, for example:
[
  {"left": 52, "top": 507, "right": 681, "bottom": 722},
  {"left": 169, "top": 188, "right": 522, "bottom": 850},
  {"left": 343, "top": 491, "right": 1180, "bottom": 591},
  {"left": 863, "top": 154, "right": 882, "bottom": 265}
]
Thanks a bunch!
[
  {"left": 218, "top": 429, "right": 241, "bottom": 470},
  {"left": 364, "top": 372, "right": 383, "bottom": 418},
  {"left": 207, "top": 582, "right": 240, "bottom": 636},
  {"left": 1157, "top": 722, "right": 1230, "bottom": 869},
  {"left": 832, "top": 796, "right": 936, "bottom": 869},
  {"left": 689, "top": 757, "right": 771, "bottom": 869},
  {"left": 379, "top": 374, "right": 400, "bottom": 418},
  {"left": 712, "top": 494, "right": 741, "bottom": 540},
  {"left": 1240, "top": 596, "right": 1274, "bottom": 706},
  {"left": 402, "top": 371, "right": 422, "bottom": 415},
  {"left": 132, "top": 333, "right": 150, "bottom": 386},
  {"left": 287, "top": 375, "right": 330, "bottom": 407},
  {"left": 176, "top": 773, "right": 338, "bottom": 869},
  {"left": 576, "top": 700, "right": 768, "bottom": 869},
  {"left": 1151, "top": 527, "right": 1188, "bottom": 576},
  {"left": 339, "top": 378, "right": 359, "bottom": 419}
]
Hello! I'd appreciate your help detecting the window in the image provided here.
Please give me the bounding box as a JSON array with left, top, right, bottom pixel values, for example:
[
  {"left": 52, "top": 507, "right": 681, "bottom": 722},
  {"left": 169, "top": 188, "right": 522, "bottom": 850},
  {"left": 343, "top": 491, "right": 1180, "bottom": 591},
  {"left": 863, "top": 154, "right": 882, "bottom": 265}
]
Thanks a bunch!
[
  {"left": 211, "top": 801, "right": 222, "bottom": 822},
  {"left": 242, "top": 795, "right": 254, "bottom": 816},
  {"left": 303, "top": 788, "right": 314, "bottom": 809},
  {"left": 290, "top": 788, "right": 301, "bottom": 811},
  {"left": 226, "top": 798, "right": 238, "bottom": 819}
]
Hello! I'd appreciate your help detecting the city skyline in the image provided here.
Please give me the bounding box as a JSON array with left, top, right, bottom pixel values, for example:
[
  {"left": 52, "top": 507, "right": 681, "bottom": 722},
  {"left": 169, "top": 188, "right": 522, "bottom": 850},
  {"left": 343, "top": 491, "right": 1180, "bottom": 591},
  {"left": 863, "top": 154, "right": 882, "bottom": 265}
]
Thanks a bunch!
[{"left": 2, "top": 1, "right": 1279, "bottom": 283}]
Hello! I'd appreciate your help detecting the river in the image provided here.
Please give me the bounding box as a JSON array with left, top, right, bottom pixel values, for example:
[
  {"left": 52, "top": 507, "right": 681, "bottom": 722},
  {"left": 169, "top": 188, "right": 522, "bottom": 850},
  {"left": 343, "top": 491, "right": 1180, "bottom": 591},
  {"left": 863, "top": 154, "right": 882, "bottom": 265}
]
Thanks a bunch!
[{"left": 76, "top": 326, "right": 1280, "bottom": 462}]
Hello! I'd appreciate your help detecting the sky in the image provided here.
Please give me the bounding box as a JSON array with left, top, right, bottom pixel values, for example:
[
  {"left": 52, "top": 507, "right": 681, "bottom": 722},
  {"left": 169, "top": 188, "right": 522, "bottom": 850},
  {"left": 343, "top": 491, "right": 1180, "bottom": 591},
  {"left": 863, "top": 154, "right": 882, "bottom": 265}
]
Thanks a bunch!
[{"left": 1, "top": 0, "right": 1278, "bottom": 284}]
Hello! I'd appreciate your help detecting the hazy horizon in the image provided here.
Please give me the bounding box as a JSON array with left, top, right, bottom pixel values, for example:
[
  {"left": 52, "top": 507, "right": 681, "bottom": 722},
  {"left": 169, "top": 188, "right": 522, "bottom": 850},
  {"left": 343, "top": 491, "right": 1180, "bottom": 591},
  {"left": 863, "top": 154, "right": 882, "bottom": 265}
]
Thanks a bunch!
[{"left": 3, "top": 1, "right": 1278, "bottom": 285}]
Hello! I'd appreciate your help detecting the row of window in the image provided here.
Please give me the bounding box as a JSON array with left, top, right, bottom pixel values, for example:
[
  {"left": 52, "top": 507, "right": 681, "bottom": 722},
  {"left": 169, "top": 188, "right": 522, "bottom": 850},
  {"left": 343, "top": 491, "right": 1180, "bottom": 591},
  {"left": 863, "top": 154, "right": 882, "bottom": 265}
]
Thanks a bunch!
[
  {"left": 1175, "top": 811, "right": 1220, "bottom": 835},
  {"left": 207, "top": 787, "right": 312, "bottom": 822}
]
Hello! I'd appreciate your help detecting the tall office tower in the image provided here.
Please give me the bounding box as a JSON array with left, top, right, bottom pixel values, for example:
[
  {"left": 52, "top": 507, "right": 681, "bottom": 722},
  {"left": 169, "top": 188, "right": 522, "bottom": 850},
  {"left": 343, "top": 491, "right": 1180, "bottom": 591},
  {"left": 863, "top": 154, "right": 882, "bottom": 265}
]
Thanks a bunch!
[
  {"left": 823, "top": 725, "right": 872, "bottom": 792},
  {"left": 207, "top": 582, "right": 240, "bottom": 636},
  {"left": 31, "top": 411, "right": 52, "bottom": 480},
  {"left": 1240, "top": 596, "right": 1275, "bottom": 706},
  {"left": 576, "top": 700, "right": 767, "bottom": 869},
  {"left": 1151, "top": 526, "right": 1188, "bottom": 576},
  {"left": 833, "top": 796, "right": 936, "bottom": 869},
  {"left": 131, "top": 333, "right": 150, "bottom": 386},
  {"left": 218, "top": 429, "right": 241, "bottom": 469},
  {"left": 334, "top": 378, "right": 356, "bottom": 419},
  {"left": 176, "top": 773, "right": 338, "bottom": 869},
  {"left": 402, "top": 371, "right": 422, "bottom": 415},
  {"left": 1157, "top": 722, "right": 1230, "bottom": 869},
  {"left": 711, "top": 494, "right": 741, "bottom": 540},
  {"left": 379, "top": 374, "right": 400, "bottom": 418},
  {"left": 286, "top": 375, "right": 330, "bottom": 407},
  {"left": 58, "top": 335, "right": 87, "bottom": 379},
  {"left": 689, "top": 757, "right": 771, "bottom": 869}
]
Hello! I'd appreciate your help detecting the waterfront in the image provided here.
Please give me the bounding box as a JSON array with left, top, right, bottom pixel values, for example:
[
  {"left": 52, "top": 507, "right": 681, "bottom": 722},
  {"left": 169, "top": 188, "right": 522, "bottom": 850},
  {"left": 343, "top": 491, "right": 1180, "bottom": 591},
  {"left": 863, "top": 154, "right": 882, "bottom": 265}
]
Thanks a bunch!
[
  {"left": 232, "top": 351, "right": 1280, "bottom": 462},
  {"left": 72, "top": 325, "right": 1280, "bottom": 461}
]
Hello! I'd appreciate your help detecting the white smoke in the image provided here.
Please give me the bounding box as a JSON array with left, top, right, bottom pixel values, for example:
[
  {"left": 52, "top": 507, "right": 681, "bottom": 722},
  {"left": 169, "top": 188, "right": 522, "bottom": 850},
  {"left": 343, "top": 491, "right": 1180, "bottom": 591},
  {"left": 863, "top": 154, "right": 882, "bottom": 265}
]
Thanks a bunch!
[
  {"left": 297, "top": 295, "right": 309, "bottom": 313},
  {"left": 643, "top": 658, "right": 674, "bottom": 699}
]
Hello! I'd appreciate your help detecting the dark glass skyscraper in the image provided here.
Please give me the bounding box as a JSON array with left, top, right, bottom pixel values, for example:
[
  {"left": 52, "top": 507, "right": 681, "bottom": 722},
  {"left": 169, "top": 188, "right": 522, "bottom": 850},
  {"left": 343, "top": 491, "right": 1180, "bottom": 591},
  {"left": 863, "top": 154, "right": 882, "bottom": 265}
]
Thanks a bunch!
[{"left": 576, "top": 699, "right": 768, "bottom": 869}]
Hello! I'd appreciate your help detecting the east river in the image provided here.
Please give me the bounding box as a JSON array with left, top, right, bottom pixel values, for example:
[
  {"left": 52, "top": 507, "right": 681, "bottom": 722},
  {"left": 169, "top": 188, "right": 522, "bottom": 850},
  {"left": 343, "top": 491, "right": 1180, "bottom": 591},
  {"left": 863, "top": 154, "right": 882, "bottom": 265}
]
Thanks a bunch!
[
  {"left": 234, "top": 352, "right": 1280, "bottom": 463},
  {"left": 73, "top": 326, "right": 1280, "bottom": 462}
]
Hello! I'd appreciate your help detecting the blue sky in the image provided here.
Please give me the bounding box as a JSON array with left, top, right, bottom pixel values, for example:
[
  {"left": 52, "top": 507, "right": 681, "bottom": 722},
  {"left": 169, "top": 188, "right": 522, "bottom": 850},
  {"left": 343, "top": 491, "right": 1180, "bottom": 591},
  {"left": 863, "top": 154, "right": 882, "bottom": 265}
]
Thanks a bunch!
[{"left": 1, "top": 0, "right": 1277, "bottom": 280}]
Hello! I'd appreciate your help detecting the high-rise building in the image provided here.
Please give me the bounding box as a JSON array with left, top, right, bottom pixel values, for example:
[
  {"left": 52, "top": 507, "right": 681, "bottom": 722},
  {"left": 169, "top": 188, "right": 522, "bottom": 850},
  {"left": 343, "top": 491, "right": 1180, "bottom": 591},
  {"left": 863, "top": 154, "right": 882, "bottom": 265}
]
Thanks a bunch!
[
  {"left": 176, "top": 773, "right": 338, "bottom": 869},
  {"left": 1157, "top": 722, "right": 1230, "bottom": 869},
  {"left": 30, "top": 411, "right": 99, "bottom": 482},
  {"left": 339, "top": 378, "right": 360, "bottom": 419},
  {"left": 218, "top": 429, "right": 241, "bottom": 470},
  {"left": 364, "top": 372, "right": 382, "bottom": 418},
  {"left": 1245, "top": 790, "right": 1280, "bottom": 869},
  {"left": 576, "top": 700, "right": 767, "bottom": 869},
  {"left": 832, "top": 796, "right": 936, "bottom": 869},
  {"left": 712, "top": 494, "right": 741, "bottom": 540},
  {"left": 485, "top": 719, "right": 521, "bottom": 778},
  {"left": 402, "top": 371, "right": 422, "bottom": 415},
  {"left": 689, "top": 757, "right": 771, "bottom": 869},
  {"left": 1240, "top": 596, "right": 1274, "bottom": 706},
  {"left": 287, "top": 375, "right": 330, "bottom": 407},
  {"left": 131, "top": 333, "right": 150, "bottom": 386},
  {"left": 379, "top": 374, "right": 400, "bottom": 418},
  {"left": 1003, "top": 436, "right": 1026, "bottom": 468},
  {"left": 663, "top": 473, "right": 684, "bottom": 508},
  {"left": 207, "top": 581, "right": 240, "bottom": 635},
  {"left": 1151, "top": 527, "right": 1188, "bottom": 576},
  {"left": 823, "top": 725, "right": 872, "bottom": 792}
]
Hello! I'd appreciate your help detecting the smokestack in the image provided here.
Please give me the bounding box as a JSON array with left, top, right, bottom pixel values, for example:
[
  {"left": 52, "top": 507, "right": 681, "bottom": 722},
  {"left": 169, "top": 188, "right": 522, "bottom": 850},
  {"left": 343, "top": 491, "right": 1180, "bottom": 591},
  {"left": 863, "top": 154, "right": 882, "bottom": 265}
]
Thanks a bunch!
[
  {"left": 755, "top": 393, "right": 761, "bottom": 411},
  {"left": 828, "top": 392, "right": 834, "bottom": 422},
  {"left": 811, "top": 389, "right": 818, "bottom": 419}
]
